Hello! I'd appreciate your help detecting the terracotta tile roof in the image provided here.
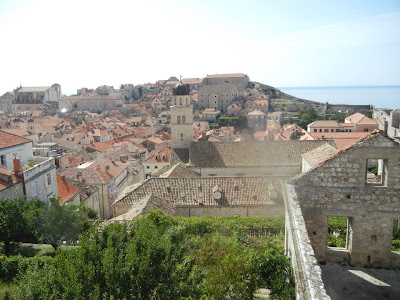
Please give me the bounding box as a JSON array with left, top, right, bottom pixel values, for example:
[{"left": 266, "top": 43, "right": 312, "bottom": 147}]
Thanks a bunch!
[
  {"left": 113, "top": 176, "right": 287, "bottom": 207},
  {"left": 339, "top": 123, "right": 355, "bottom": 127},
  {"left": 308, "top": 120, "right": 341, "bottom": 128},
  {"left": 182, "top": 78, "right": 203, "bottom": 84},
  {"left": 345, "top": 112, "right": 374, "bottom": 124},
  {"left": 57, "top": 174, "right": 79, "bottom": 204},
  {"left": 0, "top": 166, "right": 22, "bottom": 191},
  {"left": 60, "top": 167, "right": 111, "bottom": 185},
  {"left": 87, "top": 158, "right": 129, "bottom": 179},
  {"left": 189, "top": 140, "right": 335, "bottom": 167},
  {"left": 144, "top": 147, "right": 171, "bottom": 163},
  {"left": 308, "top": 132, "right": 371, "bottom": 151},
  {"left": 1, "top": 128, "right": 31, "bottom": 136},
  {"left": 248, "top": 110, "right": 266, "bottom": 116},
  {"left": 0, "top": 130, "right": 32, "bottom": 149},
  {"left": 205, "top": 73, "right": 247, "bottom": 78}
]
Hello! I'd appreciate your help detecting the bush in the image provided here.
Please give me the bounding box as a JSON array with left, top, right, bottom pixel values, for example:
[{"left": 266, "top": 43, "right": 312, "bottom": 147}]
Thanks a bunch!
[
  {"left": 15, "top": 212, "right": 294, "bottom": 299},
  {"left": 0, "top": 255, "right": 50, "bottom": 283}
]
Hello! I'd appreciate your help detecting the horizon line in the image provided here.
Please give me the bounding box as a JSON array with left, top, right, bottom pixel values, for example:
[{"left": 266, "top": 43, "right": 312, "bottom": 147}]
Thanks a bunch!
[{"left": 279, "top": 84, "right": 400, "bottom": 89}]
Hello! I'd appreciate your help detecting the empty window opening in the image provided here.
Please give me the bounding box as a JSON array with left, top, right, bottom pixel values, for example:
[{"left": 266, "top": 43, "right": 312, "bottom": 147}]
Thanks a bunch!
[
  {"left": 327, "top": 216, "right": 350, "bottom": 249},
  {"left": 392, "top": 219, "right": 400, "bottom": 252},
  {"left": 366, "top": 159, "right": 386, "bottom": 185}
]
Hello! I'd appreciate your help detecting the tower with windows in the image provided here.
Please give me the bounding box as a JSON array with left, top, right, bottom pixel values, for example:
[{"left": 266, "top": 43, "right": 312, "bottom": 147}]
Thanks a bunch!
[{"left": 171, "top": 80, "right": 193, "bottom": 149}]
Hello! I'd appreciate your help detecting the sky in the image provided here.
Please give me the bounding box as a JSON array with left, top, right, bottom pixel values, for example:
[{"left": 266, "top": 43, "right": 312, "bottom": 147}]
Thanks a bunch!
[{"left": 0, "top": 0, "right": 399, "bottom": 95}]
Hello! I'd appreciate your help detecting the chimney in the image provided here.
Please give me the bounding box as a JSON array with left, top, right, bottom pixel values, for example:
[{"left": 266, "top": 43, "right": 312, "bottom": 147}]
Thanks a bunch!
[
  {"left": 13, "top": 158, "right": 23, "bottom": 178},
  {"left": 61, "top": 175, "right": 66, "bottom": 181},
  {"left": 77, "top": 171, "right": 83, "bottom": 182},
  {"left": 105, "top": 165, "right": 110, "bottom": 173},
  {"left": 120, "top": 155, "right": 126, "bottom": 163}
]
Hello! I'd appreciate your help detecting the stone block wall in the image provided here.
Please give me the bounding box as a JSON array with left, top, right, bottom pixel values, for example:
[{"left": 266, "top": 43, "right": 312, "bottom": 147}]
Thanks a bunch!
[
  {"left": 0, "top": 181, "right": 24, "bottom": 200},
  {"left": 293, "top": 133, "right": 400, "bottom": 267}
]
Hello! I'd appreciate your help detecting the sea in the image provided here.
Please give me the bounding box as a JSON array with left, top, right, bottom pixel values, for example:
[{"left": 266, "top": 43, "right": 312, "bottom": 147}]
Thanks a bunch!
[{"left": 279, "top": 86, "right": 400, "bottom": 110}]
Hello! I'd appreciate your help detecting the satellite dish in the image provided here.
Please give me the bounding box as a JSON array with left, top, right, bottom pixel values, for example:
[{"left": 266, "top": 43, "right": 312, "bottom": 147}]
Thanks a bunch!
[{"left": 61, "top": 108, "right": 67, "bottom": 113}]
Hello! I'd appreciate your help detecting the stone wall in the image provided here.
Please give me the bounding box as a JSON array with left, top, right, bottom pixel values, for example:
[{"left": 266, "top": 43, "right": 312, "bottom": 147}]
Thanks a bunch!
[
  {"left": 175, "top": 204, "right": 284, "bottom": 217},
  {"left": 114, "top": 204, "right": 284, "bottom": 219},
  {"left": 24, "top": 158, "right": 57, "bottom": 202},
  {"left": 284, "top": 184, "right": 329, "bottom": 300},
  {"left": 293, "top": 133, "right": 400, "bottom": 267},
  {"left": 0, "top": 181, "right": 24, "bottom": 200}
]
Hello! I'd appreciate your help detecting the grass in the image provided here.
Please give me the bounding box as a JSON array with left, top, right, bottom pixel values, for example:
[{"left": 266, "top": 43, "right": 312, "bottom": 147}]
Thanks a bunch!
[{"left": 0, "top": 242, "right": 55, "bottom": 257}]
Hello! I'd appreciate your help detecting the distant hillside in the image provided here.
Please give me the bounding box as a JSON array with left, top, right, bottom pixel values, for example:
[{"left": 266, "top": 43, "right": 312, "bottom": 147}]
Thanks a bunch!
[{"left": 254, "top": 82, "right": 326, "bottom": 113}]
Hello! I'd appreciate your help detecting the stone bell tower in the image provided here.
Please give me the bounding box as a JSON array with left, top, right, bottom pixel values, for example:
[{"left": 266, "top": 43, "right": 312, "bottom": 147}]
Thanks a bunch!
[{"left": 171, "top": 78, "right": 193, "bottom": 149}]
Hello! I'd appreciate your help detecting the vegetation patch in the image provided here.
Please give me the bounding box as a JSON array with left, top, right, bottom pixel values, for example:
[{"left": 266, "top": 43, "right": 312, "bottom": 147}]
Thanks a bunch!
[{"left": 4, "top": 212, "right": 293, "bottom": 300}]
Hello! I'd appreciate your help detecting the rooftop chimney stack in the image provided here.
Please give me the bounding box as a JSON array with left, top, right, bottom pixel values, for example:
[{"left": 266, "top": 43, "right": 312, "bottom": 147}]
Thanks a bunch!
[
  {"left": 13, "top": 158, "right": 23, "bottom": 178},
  {"left": 77, "top": 171, "right": 83, "bottom": 182}
]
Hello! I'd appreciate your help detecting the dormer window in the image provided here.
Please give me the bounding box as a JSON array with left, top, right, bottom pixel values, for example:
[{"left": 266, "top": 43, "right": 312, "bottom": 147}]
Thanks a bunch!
[{"left": 212, "top": 184, "right": 222, "bottom": 200}]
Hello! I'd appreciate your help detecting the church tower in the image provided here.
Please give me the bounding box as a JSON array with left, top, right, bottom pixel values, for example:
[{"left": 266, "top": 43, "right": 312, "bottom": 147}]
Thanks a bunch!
[{"left": 171, "top": 79, "right": 193, "bottom": 149}]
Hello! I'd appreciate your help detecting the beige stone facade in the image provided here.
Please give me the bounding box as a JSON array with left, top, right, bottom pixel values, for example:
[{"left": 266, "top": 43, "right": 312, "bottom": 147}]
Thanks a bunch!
[
  {"left": 171, "top": 94, "right": 194, "bottom": 149},
  {"left": 59, "top": 95, "right": 123, "bottom": 113},
  {"left": 198, "top": 84, "right": 238, "bottom": 113}
]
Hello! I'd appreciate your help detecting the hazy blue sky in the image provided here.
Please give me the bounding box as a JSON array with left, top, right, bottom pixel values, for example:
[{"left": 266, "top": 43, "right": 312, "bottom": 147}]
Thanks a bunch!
[{"left": 0, "top": 0, "right": 399, "bottom": 95}]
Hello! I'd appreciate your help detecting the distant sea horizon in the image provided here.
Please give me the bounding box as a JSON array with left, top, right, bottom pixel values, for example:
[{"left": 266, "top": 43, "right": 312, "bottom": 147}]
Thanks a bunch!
[{"left": 279, "top": 85, "right": 399, "bottom": 110}]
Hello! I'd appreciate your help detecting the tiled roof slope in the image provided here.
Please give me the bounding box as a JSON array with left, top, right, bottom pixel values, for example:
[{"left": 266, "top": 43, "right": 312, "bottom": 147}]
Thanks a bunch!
[
  {"left": 309, "top": 132, "right": 371, "bottom": 151},
  {"left": 205, "top": 73, "right": 247, "bottom": 78},
  {"left": 126, "top": 194, "right": 176, "bottom": 218},
  {"left": 171, "top": 148, "right": 190, "bottom": 164},
  {"left": 0, "top": 130, "right": 32, "bottom": 149},
  {"left": 57, "top": 174, "right": 79, "bottom": 204},
  {"left": 189, "top": 140, "right": 336, "bottom": 167},
  {"left": 157, "top": 163, "right": 201, "bottom": 178},
  {"left": 113, "top": 176, "right": 288, "bottom": 207},
  {"left": 60, "top": 168, "right": 111, "bottom": 185},
  {"left": 0, "top": 166, "right": 22, "bottom": 191},
  {"left": 301, "top": 144, "right": 338, "bottom": 168}
]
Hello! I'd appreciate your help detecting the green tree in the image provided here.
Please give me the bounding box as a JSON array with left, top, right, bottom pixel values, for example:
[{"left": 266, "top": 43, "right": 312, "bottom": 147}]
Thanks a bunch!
[
  {"left": 0, "top": 199, "right": 27, "bottom": 254},
  {"left": 297, "top": 108, "right": 318, "bottom": 129},
  {"left": 329, "top": 112, "right": 349, "bottom": 123},
  {"left": 0, "top": 198, "right": 44, "bottom": 254},
  {"left": 290, "top": 130, "right": 305, "bottom": 140},
  {"left": 38, "top": 197, "right": 90, "bottom": 250},
  {"left": 138, "top": 86, "right": 143, "bottom": 98}
]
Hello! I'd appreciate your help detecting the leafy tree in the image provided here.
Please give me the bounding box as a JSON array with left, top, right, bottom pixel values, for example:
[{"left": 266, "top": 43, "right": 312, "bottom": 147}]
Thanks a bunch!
[
  {"left": 297, "top": 108, "right": 318, "bottom": 129},
  {"left": 0, "top": 198, "right": 44, "bottom": 254},
  {"left": 0, "top": 199, "right": 27, "bottom": 254},
  {"left": 15, "top": 212, "right": 294, "bottom": 299},
  {"left": 38, "top": 197, "right": 91, "bottom": 250},
  {"left": 329, "top": 112, "right": 349, "bottom": 123},
  {"left": 290, "top": 130, "right": 305, "bottom": 140},
  {"left": 138, "top": 86, "right": 143, "bottom": 98}
]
